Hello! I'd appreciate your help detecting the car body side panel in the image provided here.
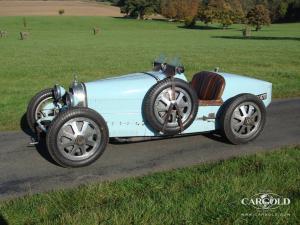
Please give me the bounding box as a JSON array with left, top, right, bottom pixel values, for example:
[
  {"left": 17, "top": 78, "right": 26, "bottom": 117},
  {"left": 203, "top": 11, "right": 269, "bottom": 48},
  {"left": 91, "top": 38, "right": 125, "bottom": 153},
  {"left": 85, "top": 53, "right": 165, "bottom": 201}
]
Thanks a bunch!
[
  {"left": 219, "top": 72, "right": 272, "bottom": 107},
  {"left": 85, "top": 71, "right": 215, "bottom": 137},
  {"left": 99, "top": 106, "right": 219, "bottom": 137},
  {"left": 84, "top": 71, "right": 272, "bottom": 137}
]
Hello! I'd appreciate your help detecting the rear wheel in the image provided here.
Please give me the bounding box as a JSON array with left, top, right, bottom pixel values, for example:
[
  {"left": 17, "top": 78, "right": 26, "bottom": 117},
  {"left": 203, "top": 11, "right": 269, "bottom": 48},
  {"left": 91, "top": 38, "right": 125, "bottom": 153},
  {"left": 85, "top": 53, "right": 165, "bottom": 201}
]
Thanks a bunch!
[
  {"left": 46, "top": 108, "right": 109, "bottom": 167},
  {"left": 220, "top": 94, "right": 266, "bottom": 144}
]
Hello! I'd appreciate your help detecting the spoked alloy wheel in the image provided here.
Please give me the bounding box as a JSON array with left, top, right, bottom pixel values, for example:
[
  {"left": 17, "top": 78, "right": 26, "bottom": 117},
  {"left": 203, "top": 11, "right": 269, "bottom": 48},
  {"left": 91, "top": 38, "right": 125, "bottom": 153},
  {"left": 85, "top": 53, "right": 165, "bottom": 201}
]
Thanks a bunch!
[
  {"left": 27, "top": 88, "right": 59, "bottom": 133},
  {"left": 143, "top": 78, "right": 198, "bottom": 135},
  {"left": 153, "top": 87, "right": 192, "bottom": 127},
  {"left": 220, "top": 94, "right": 266, "bottom": 145},
  {"left": 35, "top": 96, "right": 58, "bottom": 119},
  {"left": 57, "top": 117, "right": 101, "bottom": 161},
  {"left": 231, "top": 102, "right": 262, "bottom": 138},
  {"left": 46, "top": 108, "right": 109, "bottom": 167}
]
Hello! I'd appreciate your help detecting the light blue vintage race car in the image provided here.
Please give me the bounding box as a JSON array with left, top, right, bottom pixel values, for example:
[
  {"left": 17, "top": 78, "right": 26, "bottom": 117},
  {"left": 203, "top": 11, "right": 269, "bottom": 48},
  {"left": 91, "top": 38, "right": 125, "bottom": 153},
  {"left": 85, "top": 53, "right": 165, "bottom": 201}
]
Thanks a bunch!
[{"left": 27, "top": 59, "right": 272, "bottom": 167}]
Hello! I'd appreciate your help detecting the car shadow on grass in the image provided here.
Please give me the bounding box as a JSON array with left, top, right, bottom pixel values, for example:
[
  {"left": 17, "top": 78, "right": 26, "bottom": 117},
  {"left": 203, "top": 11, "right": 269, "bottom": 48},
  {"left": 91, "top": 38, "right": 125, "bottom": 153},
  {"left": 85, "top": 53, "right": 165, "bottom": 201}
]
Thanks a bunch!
[
  {"left": 212, "top": 35, "right": 300, "bottom": 41},
  {"left": 20, "top": 113, "right": 60, "bottom": 167}
]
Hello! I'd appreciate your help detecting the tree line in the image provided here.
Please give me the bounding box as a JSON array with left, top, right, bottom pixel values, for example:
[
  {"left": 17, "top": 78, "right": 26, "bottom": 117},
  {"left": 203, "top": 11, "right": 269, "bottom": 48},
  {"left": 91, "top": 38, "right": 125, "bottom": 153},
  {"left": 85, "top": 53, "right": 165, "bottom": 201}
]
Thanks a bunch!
[{"left": 113, "top": 0, "right": 300, "bottom": 30}]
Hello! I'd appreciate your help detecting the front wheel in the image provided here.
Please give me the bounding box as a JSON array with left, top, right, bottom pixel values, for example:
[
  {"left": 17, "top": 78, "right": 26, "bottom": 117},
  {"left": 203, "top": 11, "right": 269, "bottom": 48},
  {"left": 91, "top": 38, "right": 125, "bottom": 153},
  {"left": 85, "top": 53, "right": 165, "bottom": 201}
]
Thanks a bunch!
[
  {"left": 220, "top": 94, "right": 266, "bottom": 144},
  {"left": 26, "top": 88, "right": 56, "bottom": 133},
  {"left": 46, "top": 108, "right": 109, "bottom": 167}
]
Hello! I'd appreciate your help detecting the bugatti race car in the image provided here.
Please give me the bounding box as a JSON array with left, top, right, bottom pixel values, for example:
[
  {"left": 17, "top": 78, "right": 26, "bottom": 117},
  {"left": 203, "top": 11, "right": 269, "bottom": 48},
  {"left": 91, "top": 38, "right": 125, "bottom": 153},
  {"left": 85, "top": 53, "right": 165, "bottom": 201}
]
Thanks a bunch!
[{"left": 27, "top": 59, "right": 272, "bottom": 167}]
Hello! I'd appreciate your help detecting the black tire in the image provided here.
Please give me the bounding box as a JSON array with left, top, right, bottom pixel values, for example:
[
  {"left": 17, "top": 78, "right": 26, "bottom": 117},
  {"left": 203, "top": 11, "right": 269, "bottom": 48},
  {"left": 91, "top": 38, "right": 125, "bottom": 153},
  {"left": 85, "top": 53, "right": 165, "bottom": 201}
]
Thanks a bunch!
[
  {"left": 26, "top": 88, "right": 53, "bottom": 133},
  {"left": 220, "top": 94, "right": 266, "bottom": 145},
  {"left": 143, "top": 78, "right": 198, "bottom": 135},
  {"left": 46, "top": 107, "right": 109, "bottom": 168}
]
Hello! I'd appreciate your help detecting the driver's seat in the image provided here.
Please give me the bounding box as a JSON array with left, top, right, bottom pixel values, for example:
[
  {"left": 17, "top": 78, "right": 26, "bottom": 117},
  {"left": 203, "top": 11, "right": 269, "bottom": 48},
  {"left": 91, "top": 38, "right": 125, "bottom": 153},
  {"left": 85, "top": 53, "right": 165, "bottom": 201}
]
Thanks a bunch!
[{"left": 190, "top": 71, "right": 225, "bottom": 106}]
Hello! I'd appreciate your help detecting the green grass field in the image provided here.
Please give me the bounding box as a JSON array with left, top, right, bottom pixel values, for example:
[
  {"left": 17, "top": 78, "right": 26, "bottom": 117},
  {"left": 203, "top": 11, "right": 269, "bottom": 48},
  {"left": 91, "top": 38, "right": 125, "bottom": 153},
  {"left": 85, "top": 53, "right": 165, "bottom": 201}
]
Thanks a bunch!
[
  {"left": 0, "top": 146, "right": 299, "bottom": 225},
  {"left": 0, "top": 16, "right": 300, "bottom": 131}
]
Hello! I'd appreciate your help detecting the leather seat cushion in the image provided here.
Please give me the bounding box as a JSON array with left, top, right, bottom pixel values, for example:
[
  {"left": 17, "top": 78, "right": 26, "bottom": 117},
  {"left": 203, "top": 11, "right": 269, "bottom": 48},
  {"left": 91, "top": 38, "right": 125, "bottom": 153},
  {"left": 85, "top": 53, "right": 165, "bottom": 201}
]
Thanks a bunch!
[{"left": 191, "top": 71, "right": 225, "bottom": 104}]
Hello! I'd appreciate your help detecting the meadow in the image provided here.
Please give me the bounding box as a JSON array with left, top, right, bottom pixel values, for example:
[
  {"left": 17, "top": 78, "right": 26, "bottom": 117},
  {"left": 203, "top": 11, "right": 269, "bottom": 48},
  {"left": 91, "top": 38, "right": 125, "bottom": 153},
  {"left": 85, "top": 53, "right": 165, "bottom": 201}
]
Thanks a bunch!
[
  {"left": 0, "top": 16, "right": 300, "bottom": 130},
  {"left": 0, "top": 146, "right": 299, "bottom": 224}
]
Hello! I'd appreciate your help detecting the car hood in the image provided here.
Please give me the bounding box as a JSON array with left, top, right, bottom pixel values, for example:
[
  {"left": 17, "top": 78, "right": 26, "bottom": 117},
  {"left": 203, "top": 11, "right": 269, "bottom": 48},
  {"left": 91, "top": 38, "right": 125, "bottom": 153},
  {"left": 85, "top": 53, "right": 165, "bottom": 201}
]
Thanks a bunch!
[{"left": 84, "top": 72, "right": 161, "bottom": 100}]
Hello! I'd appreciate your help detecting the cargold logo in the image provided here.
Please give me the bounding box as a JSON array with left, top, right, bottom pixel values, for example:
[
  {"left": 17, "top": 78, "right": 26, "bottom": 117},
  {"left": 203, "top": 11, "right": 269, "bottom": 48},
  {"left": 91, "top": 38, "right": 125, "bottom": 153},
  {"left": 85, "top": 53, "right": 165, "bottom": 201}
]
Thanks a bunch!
[{"left": 241, "top": 192, "right": 291, "bottom": 210}]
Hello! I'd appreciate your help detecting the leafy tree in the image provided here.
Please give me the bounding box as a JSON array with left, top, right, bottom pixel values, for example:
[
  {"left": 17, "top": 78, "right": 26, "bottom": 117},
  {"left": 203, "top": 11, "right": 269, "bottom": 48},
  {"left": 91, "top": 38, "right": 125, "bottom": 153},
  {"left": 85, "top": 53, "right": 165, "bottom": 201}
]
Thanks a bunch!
[
  {"left": 240, "top": 0, "right": 256, "bottom": 13},
  {"left": 217, "top": 1, "right": 234, "bottom": 28},
  {"left": 268, "top": 0, "right": 299, "bottom": 22},
  {"left": 262, "top": 0, "right": 287, "bottom": 21},
  {"left": 239, "top": 0, "right": 299, "bottom": 22},
  {"left": 284, "top": 0, "right": 300, "bottom": 22},
  {"left": 198, "top": 1, "right": 215, "bottom": 24},
  {"left": 119, "top": 0, "right": 160, "bottom": 19},
  {"left": 160, "top": 0, "right": 199, "bottom": 27},
  {"left": 278, "top": 1, "right": 289, "bottom": 18},
  {"left": 198, "top": 0, "right": 222, "bottom": 24},
  {"left": 117, "top": 0, "right": 300, "bottom": 22},
  {"left": 179, "top": 0, "right": 199, "bottom": 27},
  {"left": 228, "top": 0, "right": 245, "bottom": 22},
  {"left": 246, "top": 4, "right": 271, "bottom": 31},
  {"left": 116, "top": 0, "right": 126, "bottom": 6},
  {"left": 161, "top": 0, "right": 177, "bottom": 20},
  {"left": 198, "top": 0, "right": 244, "bottom": 28}
]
